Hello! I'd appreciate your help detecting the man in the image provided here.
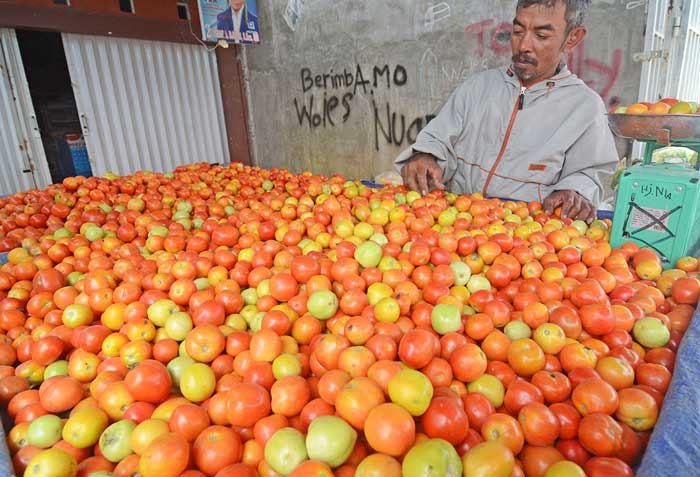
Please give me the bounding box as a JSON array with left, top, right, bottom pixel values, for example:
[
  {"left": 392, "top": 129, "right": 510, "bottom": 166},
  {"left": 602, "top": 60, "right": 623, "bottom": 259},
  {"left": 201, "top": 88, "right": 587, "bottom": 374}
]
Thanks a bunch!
[
  {"left": 396, "top": 0, "right": 618, "bottom": 223},
  {"left": 216, "top": 0, "right": 258, "bottom": 37}
]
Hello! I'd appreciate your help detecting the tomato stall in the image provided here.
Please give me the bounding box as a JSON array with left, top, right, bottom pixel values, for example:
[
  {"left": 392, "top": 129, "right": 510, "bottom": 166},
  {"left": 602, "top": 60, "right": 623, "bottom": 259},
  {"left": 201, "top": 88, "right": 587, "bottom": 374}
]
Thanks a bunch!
[{"left": 0, "top": 161, "right": 699, "bottom": 477}]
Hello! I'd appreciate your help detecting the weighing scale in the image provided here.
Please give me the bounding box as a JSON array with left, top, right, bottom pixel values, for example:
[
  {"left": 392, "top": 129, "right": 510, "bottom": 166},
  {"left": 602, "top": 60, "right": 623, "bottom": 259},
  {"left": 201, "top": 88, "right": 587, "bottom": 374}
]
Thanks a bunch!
[{"left": 608, "top": 113, "right": 700, "bottom": 268}]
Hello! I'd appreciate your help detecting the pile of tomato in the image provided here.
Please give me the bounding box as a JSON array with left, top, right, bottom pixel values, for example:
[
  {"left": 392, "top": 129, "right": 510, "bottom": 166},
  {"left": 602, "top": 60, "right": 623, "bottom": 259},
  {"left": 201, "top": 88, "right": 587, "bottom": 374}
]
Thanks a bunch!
[{"left": 1, "top": 162, "right": 699, "bottom": 477}]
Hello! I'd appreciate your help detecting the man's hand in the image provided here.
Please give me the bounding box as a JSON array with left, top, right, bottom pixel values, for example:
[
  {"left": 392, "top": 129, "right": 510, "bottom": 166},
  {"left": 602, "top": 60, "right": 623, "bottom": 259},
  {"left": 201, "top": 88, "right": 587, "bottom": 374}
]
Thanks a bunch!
[
  {"left": 400, "top": 154, "right": 446, "bottom": 196},
  {"left": 543, "top": 190, "right": 597, "bottom": 223}
]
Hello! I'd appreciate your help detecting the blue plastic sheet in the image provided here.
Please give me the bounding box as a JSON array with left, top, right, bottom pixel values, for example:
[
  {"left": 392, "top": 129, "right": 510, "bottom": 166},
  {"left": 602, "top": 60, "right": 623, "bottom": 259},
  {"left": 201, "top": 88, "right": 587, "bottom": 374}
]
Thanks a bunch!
[
  {"left": 637, "top": 304, "right": 700, "bottom": 477},
  {"left": 0, "top": 424, "right": 12, "bottom": 477}
]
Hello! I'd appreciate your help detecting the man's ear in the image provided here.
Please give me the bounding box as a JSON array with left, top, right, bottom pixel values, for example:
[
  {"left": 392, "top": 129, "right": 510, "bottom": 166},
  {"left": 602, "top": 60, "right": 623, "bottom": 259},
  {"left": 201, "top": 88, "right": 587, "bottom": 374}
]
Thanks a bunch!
[{"left": 563, "top": 26, "right": 587, "bottom": 54}]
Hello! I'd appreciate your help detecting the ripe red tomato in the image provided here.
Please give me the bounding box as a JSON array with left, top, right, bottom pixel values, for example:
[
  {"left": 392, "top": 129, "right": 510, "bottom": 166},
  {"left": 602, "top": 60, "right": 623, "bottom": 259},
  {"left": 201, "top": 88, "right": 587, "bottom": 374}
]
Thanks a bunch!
[
  {"left": 578, "top": 413, "right": 623, "bottom": 457},
  {"left": 531, "top": 370, "right": 571, "bottom": 403},
  {"left": 398, "top": 328, "right": 439, "bottom": 369},
  {"left": 192, "top": 425, "right": 242, "bottom": 476},
  {"left": 462, "top": 392, "right": 495, "bottom": 432},
  {"left": 504, "top": 379, "right": 544, "bottom": 415},
  {"left": 422, "top": 395, "right": 469, "bottom": 445},
  {"left": 583, "top": 457, "right": 634, "bottom": 477},
  {"left": 363, "top": 402, "right": 416, "bottom": 456},
  {"left": 226, "top": 383, "right": 271, "bottom": 428},
  {"left": 124, "top": 359, "right": 172, "bottom": 404},
  {"left": 449, "top": 343, "right": 487, "bottom": 383},
  {"left": 518, "top": 402, "right": 560, "bottom": 446},
  {"left": 572, "top": 378, "right": 619, "bottom": 417},
  {"left": 549, "top": 402, "right": 581, "bottom": 440}
]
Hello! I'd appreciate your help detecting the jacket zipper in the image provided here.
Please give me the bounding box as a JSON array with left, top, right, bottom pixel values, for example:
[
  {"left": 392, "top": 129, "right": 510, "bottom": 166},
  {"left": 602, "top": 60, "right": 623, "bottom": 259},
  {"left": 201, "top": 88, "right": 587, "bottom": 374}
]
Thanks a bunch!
[{"left": 481, "top": 84, "right": 526, "bottom": 196}]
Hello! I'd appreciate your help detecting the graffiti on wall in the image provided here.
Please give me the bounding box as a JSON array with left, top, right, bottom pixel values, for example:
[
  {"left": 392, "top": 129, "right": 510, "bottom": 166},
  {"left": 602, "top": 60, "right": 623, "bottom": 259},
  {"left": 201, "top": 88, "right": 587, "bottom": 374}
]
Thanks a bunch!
[
  {"left": 293, "top": 64, "right": 433, "bottom": 150},
  {"left": 291, "top": 14, "right": 627, "bottom": 153}
]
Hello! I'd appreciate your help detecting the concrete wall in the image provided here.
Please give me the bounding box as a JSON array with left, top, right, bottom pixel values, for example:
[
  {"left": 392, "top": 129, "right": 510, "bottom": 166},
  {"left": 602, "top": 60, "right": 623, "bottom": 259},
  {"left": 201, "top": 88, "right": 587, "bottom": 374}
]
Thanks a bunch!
[{"left": 243, "top": 0, "right": 646, "bottom": 179}]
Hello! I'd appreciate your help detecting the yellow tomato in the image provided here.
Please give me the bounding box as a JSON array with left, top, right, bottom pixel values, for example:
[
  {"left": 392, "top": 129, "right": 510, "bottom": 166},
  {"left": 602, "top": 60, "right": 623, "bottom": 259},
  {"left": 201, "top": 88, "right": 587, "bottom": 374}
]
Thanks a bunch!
[{"left": 62, "top": 407, "right": 109, "bottom": 449}]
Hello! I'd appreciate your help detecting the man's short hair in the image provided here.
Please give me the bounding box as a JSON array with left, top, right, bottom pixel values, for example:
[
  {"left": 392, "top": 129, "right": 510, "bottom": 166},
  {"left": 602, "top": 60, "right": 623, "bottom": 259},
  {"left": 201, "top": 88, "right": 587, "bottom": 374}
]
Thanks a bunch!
[{"left": 516, "top": 0, "right": 591, "bottom": 31}]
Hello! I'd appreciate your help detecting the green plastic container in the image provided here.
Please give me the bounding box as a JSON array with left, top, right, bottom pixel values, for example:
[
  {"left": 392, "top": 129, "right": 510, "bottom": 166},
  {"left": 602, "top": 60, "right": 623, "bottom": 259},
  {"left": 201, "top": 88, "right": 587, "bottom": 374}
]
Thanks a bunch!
[
  {"left": 610, "top": 157, "right": 700, "bottom": 267},
  {"left": 607, "top": 114, "right": 700, "bottom": 267}
]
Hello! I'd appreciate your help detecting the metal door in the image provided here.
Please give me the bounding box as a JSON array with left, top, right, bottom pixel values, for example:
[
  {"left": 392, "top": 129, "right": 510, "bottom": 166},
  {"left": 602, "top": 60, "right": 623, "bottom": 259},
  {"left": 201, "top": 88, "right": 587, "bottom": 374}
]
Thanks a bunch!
[
  {"left": 61, "top": 33, "right": 229, "bottom": 177},
  {"left": 670, "top": 0, "right": 700, "bottom": 101},
  {"left": 0, "top": 28, "right": 52, "bottom": 195},
  {"left": 637, "top": 0, "right": 673, "bottom": 102}
]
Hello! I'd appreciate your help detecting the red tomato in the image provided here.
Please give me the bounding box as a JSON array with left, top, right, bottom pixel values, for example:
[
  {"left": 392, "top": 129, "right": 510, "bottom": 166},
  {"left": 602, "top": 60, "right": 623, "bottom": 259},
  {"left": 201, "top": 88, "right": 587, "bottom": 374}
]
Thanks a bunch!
[
  {"left": 517, "top": 402, "right": 560, "bottom": 446},
  {"left": 571, "top": 378, "right": 619, "bottom": 416},
  {"left": 422, "top": 395, "right": 469, "bottom": 445},
  {"left": 531, "top": 370, "right": 571, "bottom": 403},
  {"left": 462, "top": 392, "right": 495, "bottom": 432},
  {"left": 124, "top": 359, "right": 172, "bottom": 404},
  {"left": 192, "top": 425, "right": 242, "bottom": 476},
  {"left": 583, "top": 457, "right": 634, "bottom": 477},
  {"left": 578, "top": 413, "right": 623, "bottom": 457},
  {"left": 504, "top": 379, "right": 544, "bottom": 415},
  {"left": 170, "top": 404, "right": 211, "bottom": 442},
  {"left": 226, "top": 383, "right": 271, "bottom": 428}
]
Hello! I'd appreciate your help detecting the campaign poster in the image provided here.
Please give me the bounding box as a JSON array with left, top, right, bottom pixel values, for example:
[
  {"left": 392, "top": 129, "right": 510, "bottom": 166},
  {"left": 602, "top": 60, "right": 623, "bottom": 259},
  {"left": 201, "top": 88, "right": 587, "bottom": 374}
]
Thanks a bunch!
[{"left": 198, "top": 0, "right": 260, "bottom": 45}]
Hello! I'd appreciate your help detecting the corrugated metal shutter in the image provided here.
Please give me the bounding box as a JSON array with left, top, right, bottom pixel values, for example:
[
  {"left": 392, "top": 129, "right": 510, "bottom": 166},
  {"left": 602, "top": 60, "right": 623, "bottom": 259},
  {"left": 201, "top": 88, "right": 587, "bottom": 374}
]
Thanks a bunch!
[
  {"left": 61, "top": 33, "right": 229, "bottom": 177},
  {"left": 0, "top": 28, "right": 52, "bottom": 195}
]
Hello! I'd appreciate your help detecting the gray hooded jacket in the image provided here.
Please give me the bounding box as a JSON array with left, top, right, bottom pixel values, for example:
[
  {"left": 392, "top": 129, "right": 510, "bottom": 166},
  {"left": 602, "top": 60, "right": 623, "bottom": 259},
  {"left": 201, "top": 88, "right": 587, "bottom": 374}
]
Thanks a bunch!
[{"left": 395, "top": 65, "right": 618, "bottom": 206}]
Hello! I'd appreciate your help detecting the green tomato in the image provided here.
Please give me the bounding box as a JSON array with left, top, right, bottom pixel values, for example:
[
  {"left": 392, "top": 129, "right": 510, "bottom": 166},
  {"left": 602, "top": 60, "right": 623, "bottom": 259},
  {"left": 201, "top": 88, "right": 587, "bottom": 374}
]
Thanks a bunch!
[
  {"left": 148, "top": 225, "right": 169, "bottom": 237},
  {"left": 256, "top": 279, "right": 271, "bottom": 297},
  {"left": 176, "top": 201, "right": 192, "bottom": 213},
  {"left": 504, "top": 320, "right": 531, "bottom": 340},
  {"left": 53, "top": 227, "right": 74, "bottom": 239},
  {"left": 43, "top": 360, "right": 69, "bottom": 379},
  {"left": 402, "top": 438, "right": 462, "bottom": 477},
  {"left": 66, "top": 271, "right": 84, "bottom": 286},
  {"left": 307, "top": 289, "right": 339, "bottom": 320},
  {"left": 172, "top": 210, "right": 189, "bottom": 221},
  {"left": 99, "top": 419, "right": 136, "bottom": 462},
  {"left": 388, "top": 369, "right": 433, "bottom": 416},
  {"left": 167, "top": 355, "right": 195, "bottom": 386},
  {"left": 194, "top": 277, "right": 210, "bottom": 291},
  {"left": 248, "top": 312, "right": 264, "bottom": 333},
  {"left": 180, "top": 363, "right": 216, "bottom": 402},
  {"left": 467, "top": 374, "right": 505, "bottom": 408},
  {"left": 450, "top": 261, "right": 472, "bottom": 286},
  {"left": 370, "top": 233, "right": 388, "bottom": 246},
  {"left": 354, "top": 241, "right": 383, "bottom": 268},
  {"left": 377, "top": 255, "right": 400, "bottom": 272},
  {"left": 165, "top": 312, "right": 193, "bottom": 341},
  {"left": 431, "top": 303, "right": 463, "bottom": 335},
  {"left": 238, "top": 248, "right": 254, "bottom": 262},
  {"left": 305, "top": 416, "right": 357, "bottom": 468},
  {"left": 84, "top": 225, "right": 105, "bottom": 242},
  {"left": 147, "top": 299, "right": 179, "bottom": 327},
  {"left": 241, "top": 288, "right": 259, "bottom": 305},
  {"left": 264, "top": 428, "right": 308, "bottom": 475},
  {"left": 467, "top": 274, "right": 492, "bottom": 293},
  {"left": 272, "top": 354, "right": 302, "bottom": 379},
  {"left": 178, "top": 340, "right": 190, "bottom": 358},
  {"left": 27, "top": 414, "right": 63, "bottom": 448},
  {"left": 633, "top": 317, "right": 670, "bottom": 348}
]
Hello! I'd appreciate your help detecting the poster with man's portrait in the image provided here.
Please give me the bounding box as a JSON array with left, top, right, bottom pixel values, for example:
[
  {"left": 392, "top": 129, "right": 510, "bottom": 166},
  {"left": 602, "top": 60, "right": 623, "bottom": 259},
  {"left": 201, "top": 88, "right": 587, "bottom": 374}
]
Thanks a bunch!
[{"left": 198, "top": 0, "right": 260, "bottom": 45}]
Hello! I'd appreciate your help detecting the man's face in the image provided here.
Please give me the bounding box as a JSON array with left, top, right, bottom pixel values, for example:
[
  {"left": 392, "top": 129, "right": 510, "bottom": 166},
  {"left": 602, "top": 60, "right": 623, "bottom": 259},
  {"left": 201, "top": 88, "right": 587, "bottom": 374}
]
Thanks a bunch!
[
  {"left": 510, "top": 1, "right": 575, "bottom": 86},
  {"left": 230, "top": 0, "right": 244, "bottom": 11}
]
